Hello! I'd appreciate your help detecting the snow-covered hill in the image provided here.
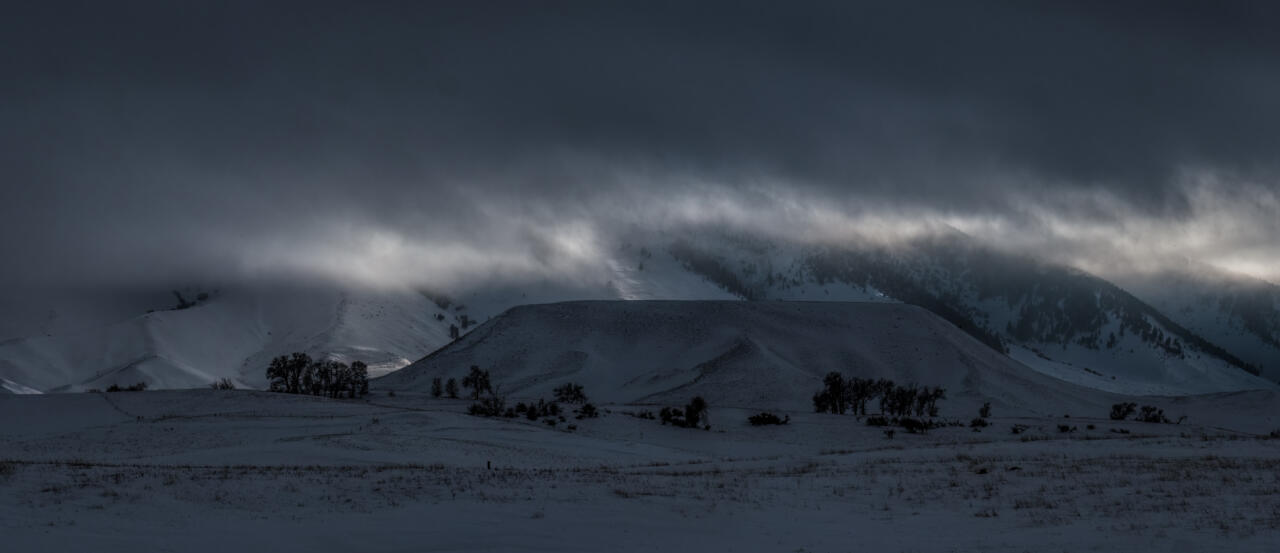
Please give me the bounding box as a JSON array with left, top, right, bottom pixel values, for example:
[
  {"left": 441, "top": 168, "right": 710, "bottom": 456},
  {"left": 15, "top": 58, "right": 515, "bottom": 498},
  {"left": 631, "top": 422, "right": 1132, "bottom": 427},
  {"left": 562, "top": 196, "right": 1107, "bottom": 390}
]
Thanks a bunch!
[
  {"left": 0, "top": 239, "right": 743, "bottom": 393},
  {"left": 3, "top": 230, "right": 1276, "bottom": 396},
  {"left": 377, "top": 300, "right": 1126, "bottom": 417},
  {"left": 656, "top": 233, "right": 1278, "bottom": 394},
  {"left": 0, "top": 283, "right": 454, "bottom": 392}
]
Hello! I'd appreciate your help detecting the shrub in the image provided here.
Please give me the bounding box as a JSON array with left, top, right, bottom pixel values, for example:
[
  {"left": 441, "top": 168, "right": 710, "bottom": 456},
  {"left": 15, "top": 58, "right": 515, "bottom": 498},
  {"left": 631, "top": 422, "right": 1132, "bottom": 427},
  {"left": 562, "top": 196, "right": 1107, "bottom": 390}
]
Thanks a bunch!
[
  {"left": 521, "top": 399, "right": 562, "bottom": 421},
  {"left": 656, "top": 399, "right": 708, "bottom": 429},
  {"left": 467, "top": 395, "right": 507, "bottom": 417},
  {"left": 554, "top": 382, "right": 588, "bottom": 404},
  {"left": 431, "top": 377, "right": 443, "bottom": 398},
  {"left": 209, "top": 378, "right": 236, "bottom": 390},
  {"left": 978, "top": 402, "right": 992, "bottom": 419},
  {"left": 865, "top": 416, "right": 891, "bottom": 427},
  {"left": 107, "top": 382, "right": 148, "bottom": 393},
  {"left": 445, "top": 378, "right": 459, "bottom": 399},
  {"left": 970, "top": 417, "right": 989, "bottom": 429},
  {"left": 1010, "top": 424, "right": 1029, "bottom": 435},
  {"left": 899, "top": 418, "right": 928, "bottom": 434},
  {"left": 1110, "top": 402, "right": 1138, "bottom": 420},
  {"left": 1057, "top": 425, "right": 1076, "bottom": 433},
  {"left": 575, "top": 403, "right": 599, "bottom": 419},
  {"left": 659, "top": 407, "right": 678, "bottom": 425},
  {"left": 1137, "top": 405, "right": 1165, "bottom": 423},
  {"left": 747, "top": 412, "right": 789, "bottom": 426}
]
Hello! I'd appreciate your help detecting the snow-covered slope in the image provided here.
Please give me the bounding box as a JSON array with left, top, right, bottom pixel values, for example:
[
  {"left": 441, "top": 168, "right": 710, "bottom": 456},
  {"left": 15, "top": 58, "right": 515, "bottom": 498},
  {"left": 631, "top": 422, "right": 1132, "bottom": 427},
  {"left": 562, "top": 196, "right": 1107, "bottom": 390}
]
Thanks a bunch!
[
  {"left": 377, "top": 300, "right": 1121, "bottom": 417},
  {"left": 4, "top": 230, "right": 1276, "bottom": 397},
  {"left": 0, "top": 283, "right": 453, "bottom": 392},
  {"left": 1115, "top": 268, "right": 1280, "bottom": 383},
  {"left": 661, "top": 234, "right": 1277, "bottom": 394},
  {"left": 0, "top": 376, "right": 41, "bottom": 394},
  {"left": 0, "top": 243, "right": 745, "bottom": 393}
]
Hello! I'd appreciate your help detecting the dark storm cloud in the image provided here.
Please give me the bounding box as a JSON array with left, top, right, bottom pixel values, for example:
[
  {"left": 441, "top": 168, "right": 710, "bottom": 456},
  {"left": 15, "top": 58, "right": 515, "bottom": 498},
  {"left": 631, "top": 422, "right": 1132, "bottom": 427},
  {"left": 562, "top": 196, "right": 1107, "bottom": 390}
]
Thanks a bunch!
[{"left": 3, "top": 1, "right": 1280, "bottom": 287}]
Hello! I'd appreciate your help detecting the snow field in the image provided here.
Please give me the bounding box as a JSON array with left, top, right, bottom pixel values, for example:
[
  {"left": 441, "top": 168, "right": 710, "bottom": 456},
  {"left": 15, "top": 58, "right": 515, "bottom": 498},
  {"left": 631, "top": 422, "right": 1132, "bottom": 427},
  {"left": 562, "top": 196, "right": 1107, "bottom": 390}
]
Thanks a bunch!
[{"left": 2, "top": 390, "right": 1279, "bottom": 552}]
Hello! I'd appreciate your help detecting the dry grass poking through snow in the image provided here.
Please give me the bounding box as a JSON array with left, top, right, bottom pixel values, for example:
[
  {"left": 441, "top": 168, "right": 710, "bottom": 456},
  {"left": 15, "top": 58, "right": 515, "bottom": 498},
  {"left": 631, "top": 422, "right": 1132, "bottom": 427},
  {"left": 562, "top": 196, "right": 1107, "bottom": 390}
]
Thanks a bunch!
[
  {"left": 4, "top": 391, "right": 1279, "bottom": 551},
  {"left": 5, "top": 439, "right": 1279, "bottom": 540}
]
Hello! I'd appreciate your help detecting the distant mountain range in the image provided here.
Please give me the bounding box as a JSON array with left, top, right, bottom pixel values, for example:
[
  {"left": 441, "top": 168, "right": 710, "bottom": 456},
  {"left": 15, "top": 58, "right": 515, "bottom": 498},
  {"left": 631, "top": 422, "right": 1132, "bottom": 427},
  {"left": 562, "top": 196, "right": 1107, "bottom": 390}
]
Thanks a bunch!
[
  {"left": 657, "top": 232, "right": 1277, "bottom": 395},
  {"left": 1, "top": 230, "right": 1276, "bottom": 396}
]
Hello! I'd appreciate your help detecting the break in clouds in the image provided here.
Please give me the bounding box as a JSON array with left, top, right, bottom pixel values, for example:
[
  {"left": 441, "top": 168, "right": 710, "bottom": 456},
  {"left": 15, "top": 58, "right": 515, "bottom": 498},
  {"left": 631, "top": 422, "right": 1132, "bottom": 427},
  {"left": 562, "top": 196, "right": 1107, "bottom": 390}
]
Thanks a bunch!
[{"left": 3, "top": 1, "right": 1280, "bottom": 291}]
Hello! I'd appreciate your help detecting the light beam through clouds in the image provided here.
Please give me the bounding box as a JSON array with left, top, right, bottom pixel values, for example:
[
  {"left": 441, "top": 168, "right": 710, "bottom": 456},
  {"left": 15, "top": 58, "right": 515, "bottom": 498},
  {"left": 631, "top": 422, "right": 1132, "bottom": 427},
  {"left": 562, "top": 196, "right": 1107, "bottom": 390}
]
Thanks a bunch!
[{"left": 2, "top": 1, "right": 1279, "bottom": 293}]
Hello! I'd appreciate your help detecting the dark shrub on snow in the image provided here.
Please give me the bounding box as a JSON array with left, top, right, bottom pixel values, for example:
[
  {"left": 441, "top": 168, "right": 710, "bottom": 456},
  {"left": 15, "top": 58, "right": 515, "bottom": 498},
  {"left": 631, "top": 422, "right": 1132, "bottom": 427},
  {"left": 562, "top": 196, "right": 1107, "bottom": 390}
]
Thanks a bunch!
[
  {"left": 467, "top": 395, "right": 506, "bottom": 417},
  {"left": 747, "top": 412, "right": 789, "bottom": 426},
  {"left": 554, "top": 382, "right": 588, "bottom": 405},
  {"left": 1110, "top": 402, "right": 1138, "bottom": 420},
  {"left": 575, "top": 403, "right": 599, "bottom": 419}
]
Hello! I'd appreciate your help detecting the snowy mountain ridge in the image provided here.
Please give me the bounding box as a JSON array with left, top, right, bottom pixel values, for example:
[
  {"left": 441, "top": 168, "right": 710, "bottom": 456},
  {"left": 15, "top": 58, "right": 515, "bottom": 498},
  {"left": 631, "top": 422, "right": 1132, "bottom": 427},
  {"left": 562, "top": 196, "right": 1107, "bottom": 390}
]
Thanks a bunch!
[
  {"left": 655, "top": 234, "right": 1278, "bottom": 394},
  {"left": 1, "top": 231, "right": 1277, "bottom": 396}
]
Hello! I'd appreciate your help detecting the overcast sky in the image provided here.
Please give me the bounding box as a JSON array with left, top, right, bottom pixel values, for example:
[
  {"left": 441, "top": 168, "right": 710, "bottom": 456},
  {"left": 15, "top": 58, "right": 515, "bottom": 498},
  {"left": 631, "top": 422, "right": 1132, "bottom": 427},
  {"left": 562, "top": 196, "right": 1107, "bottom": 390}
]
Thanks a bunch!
[{"left": 3, "top": 1, "right": 1279, "bottom": 290}]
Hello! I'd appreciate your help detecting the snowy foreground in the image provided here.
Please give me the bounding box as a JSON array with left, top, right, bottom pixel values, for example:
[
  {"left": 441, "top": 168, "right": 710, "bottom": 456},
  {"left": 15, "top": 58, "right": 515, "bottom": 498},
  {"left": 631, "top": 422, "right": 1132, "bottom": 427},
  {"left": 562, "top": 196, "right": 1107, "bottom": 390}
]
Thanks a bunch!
[{"left": 2, "top": 390, "right": 1279, "bottom": 552}]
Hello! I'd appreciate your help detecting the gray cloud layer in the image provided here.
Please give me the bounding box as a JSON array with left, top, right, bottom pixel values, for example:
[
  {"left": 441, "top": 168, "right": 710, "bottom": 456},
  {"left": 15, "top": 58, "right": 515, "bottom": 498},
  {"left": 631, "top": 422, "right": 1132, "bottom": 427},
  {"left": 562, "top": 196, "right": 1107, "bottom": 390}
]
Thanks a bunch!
[{"left": 3, "top": 1, "right": 1279, "bottom": 289}]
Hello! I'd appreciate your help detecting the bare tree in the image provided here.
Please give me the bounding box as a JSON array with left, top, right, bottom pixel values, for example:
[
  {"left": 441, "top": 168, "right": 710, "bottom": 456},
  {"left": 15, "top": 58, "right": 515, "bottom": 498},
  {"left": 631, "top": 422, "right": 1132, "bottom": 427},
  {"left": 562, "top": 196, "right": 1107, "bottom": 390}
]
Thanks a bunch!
[
  {"left": 461, "top": 365, "right": 492, "bottom": 399},
  {"left": 351, "top": 360, "right": 369, "bottom": 397}
]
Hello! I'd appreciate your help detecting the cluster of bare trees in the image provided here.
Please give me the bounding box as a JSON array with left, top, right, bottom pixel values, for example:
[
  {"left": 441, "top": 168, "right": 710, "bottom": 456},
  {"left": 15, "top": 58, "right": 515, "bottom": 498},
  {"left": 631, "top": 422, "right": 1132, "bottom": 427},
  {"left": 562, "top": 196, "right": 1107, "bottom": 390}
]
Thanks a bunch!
[
  {"left": 266, "top": 352, "right": 368, "bottom": 398},
  {"left": 659, "top": 397, "right": 709, "bottom": 429},
  {"left": 813, "top": 372, "right": 946, "bottom": 418},
  {"left": 554, "top": 382, "right": 588, "bottom": 404},
  {"left": 459, "top": 370, "right": 599, "bottom": 426},
  {"left": 430, "top": 376, "right": 459, "bottom": 398},
  {"left": 1111, "top": 402, "right": 1183, "bottom": 424}
]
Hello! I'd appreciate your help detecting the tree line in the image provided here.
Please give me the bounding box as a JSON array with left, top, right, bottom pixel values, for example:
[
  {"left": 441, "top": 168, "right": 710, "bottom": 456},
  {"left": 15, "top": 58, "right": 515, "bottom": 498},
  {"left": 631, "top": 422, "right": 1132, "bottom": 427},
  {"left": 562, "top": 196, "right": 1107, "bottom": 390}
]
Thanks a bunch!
[
  {"left": 1110, "top": 402, "right": 1184, "bottom": 424},
  {"left": 454, "top": 366, "right": 601, "bottom": 426},
  {"left": 266, "top": 352, "right": 369, "bottom": 398},
  {"left": 659, "top": 397, "right": 709, "bottom": 429},
  {"left": 813, "top": 372, "right": 946, "bottom": 418}
]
